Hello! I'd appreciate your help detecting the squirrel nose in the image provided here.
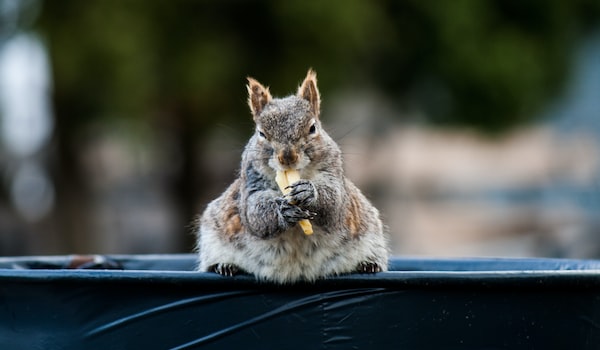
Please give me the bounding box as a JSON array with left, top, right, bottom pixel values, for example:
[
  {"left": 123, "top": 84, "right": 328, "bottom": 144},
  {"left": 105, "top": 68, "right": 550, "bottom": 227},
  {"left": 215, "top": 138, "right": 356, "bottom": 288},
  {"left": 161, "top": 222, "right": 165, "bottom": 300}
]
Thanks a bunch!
[{"left": 278, "top": 147, "right": 298, "bottom": 167}]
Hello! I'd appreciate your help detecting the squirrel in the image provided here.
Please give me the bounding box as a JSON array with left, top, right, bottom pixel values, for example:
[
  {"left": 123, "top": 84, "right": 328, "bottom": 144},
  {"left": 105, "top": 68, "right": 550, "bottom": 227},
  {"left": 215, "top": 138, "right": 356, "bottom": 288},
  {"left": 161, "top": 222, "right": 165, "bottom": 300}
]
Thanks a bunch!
[{"left": 195, "top": 69, "right": 388, "bottom": 283}]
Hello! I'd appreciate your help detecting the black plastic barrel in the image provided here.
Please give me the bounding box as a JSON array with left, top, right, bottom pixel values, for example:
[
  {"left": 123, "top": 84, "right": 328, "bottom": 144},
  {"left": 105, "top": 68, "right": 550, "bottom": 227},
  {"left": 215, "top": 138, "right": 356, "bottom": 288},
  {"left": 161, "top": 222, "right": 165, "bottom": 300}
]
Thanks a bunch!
[{"left": 1, "top": 254, "right": 599, "bottom": 349}]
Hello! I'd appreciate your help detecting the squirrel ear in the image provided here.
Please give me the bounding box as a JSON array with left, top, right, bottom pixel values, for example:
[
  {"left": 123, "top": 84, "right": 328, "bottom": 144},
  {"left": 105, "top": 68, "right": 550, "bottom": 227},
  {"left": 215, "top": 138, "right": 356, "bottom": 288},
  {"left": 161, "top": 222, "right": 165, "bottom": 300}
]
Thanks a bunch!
[
  {"left": 297, "top": 69, "right": 321, "bottom": 118},
  {"left": 247, "top": 77, "right": 272, "bottom": 118}
]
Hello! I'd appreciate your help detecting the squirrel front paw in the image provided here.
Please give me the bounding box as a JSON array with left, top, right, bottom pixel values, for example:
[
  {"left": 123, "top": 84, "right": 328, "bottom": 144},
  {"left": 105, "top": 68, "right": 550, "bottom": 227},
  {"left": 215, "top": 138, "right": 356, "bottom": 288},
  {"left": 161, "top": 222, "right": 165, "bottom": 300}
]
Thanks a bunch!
[
  {"left": 285, "top": 179, "right": 317, "bottom": 207},
  {"left": 276, "top": 198, "right": 316, "bottom": 225}
]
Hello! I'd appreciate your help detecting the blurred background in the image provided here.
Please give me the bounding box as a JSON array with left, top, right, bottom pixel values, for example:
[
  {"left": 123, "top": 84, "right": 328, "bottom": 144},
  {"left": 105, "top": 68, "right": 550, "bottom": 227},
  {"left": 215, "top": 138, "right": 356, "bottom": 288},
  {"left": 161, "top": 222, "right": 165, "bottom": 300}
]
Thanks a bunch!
[{"left": 1, "top": 0, "right": 599, "bottom": 258}]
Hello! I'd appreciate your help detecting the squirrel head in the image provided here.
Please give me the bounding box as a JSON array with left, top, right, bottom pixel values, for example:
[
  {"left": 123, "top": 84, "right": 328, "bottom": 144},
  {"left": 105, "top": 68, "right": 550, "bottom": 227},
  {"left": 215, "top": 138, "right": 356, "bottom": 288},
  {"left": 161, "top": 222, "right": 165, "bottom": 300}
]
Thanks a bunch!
[{"left": 246, "top": 69, "right": 326, "bottom": 172}]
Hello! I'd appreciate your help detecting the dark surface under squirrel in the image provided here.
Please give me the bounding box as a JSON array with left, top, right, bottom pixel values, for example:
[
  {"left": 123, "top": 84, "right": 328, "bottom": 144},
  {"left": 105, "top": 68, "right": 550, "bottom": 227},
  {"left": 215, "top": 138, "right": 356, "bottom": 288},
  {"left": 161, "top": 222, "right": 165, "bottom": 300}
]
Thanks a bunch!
[{"left": 1, "top": 254, "right": 600, "bottom": 349}]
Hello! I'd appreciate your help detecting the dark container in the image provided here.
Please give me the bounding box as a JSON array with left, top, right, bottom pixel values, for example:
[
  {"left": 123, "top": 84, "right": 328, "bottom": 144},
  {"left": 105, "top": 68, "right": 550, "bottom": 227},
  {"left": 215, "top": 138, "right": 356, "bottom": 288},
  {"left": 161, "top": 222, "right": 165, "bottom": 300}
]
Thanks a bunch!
[{"left": 1, "top": 254, "right": 599, "bottom": 349}]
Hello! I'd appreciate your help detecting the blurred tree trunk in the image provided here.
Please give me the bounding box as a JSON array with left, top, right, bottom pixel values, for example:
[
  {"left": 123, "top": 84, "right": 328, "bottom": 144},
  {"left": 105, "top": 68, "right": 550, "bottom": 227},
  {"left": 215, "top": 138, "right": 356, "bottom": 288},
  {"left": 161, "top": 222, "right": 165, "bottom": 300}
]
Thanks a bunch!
[{"left": 51, "top": 93, "right": 95, "bottom": 253}]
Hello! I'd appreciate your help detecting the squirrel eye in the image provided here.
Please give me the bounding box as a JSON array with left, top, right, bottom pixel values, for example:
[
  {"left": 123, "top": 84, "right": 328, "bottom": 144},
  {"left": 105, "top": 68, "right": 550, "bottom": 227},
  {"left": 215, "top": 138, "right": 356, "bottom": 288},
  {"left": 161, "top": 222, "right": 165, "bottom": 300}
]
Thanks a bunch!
[
  {"left": 258, "top": 130, "right": 266, "bottom": 139},
  {"left": 309, "top": 124, "right": 317, "bottom": 134}
]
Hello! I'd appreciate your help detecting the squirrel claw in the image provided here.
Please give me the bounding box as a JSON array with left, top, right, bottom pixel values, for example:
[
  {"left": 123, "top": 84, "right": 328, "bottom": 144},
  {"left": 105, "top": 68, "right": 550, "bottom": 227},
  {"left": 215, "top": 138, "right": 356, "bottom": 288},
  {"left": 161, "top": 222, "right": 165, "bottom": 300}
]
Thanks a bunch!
[
  {"left": 212, "top": 263, "right": 242, "bottom": 277},
  {"left": 356, "top": 261, "right": 382, "bottom": 274}
]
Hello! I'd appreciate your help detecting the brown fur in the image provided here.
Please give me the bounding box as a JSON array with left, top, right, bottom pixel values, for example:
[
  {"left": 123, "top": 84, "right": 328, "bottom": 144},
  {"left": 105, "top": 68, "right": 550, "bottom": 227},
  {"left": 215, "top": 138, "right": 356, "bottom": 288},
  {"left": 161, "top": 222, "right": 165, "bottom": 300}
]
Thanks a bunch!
[
  {"left": 221, "top": 180, "right": 243, "bottom": 238},
  {"left": 345, "top": 192, "right": 364, "bottom": 238}
]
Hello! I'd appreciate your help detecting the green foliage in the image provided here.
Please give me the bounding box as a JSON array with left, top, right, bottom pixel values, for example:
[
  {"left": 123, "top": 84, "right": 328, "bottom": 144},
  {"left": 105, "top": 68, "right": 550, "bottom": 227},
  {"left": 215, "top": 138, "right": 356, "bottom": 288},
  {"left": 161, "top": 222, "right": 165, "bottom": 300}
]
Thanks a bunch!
[{"left": 36, "top": 0, "right": 600, "bottom": 134}]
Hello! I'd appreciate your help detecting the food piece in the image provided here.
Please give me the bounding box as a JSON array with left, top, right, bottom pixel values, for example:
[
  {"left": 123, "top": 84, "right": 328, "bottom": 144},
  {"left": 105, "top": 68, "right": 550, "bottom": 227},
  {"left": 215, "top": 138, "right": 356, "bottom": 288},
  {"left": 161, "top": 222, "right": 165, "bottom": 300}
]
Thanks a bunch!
[{"left": 275, "top": 170, "right": 314, "bottom": 235}]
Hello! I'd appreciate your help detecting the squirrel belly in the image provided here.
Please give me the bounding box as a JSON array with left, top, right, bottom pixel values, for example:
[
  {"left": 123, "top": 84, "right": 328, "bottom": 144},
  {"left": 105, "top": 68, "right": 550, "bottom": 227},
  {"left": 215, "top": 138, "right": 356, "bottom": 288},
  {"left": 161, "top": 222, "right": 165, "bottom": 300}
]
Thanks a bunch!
[{"left": 194, "top": 69, "right": 389, "bottom": 283}]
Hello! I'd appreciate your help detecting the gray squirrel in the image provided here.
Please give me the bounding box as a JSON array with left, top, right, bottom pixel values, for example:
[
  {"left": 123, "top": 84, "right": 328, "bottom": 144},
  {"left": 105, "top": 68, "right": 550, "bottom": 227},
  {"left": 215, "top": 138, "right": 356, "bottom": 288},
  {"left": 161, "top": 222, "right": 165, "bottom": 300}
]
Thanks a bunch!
[{"left": 196, "top": 69, "right": 388, "bottom": 283}]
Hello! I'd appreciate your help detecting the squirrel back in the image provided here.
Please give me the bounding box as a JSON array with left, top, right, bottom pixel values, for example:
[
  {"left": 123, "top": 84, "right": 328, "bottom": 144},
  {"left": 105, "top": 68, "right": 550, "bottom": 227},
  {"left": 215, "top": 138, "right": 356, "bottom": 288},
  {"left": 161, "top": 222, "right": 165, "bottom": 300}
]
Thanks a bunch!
[{"left": 196, "top": 69, "right": 388, "bottom": 283}]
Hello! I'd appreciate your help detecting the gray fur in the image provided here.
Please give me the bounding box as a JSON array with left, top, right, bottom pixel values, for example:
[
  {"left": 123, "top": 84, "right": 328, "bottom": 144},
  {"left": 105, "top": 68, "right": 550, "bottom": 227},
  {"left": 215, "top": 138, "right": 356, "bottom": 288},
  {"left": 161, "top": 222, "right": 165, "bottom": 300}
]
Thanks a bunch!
[{"left": 196, "top": 70, "right": 388, "bottom": 283}]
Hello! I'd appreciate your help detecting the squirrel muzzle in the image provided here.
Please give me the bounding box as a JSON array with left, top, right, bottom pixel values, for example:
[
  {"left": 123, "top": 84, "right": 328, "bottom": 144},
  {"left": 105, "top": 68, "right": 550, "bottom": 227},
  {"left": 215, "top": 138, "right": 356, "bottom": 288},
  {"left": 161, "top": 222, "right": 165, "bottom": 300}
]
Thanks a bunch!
[{"left": 278, "top": 147, "right": 299, "bottom": 167}]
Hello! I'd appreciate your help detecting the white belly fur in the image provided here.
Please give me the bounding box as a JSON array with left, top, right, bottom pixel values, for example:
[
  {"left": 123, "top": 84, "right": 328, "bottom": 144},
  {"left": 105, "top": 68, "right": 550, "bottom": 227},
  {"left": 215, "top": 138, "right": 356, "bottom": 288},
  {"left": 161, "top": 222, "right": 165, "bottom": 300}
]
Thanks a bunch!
[{"left": 198, "top": 224, "right": 386, "bottom": 283}]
